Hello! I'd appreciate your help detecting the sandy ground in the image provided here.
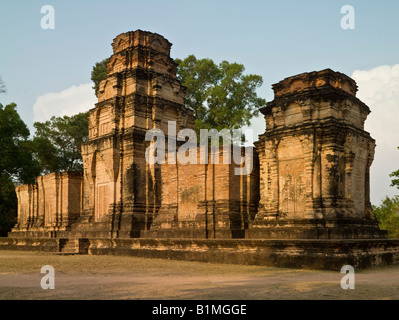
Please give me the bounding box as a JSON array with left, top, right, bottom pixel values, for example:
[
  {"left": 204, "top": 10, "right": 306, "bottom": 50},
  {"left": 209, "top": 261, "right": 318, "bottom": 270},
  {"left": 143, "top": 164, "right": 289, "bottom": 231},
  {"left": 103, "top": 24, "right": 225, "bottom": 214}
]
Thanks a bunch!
[{"left": 0, "top": 250, "right": 399, "bottom": 300}]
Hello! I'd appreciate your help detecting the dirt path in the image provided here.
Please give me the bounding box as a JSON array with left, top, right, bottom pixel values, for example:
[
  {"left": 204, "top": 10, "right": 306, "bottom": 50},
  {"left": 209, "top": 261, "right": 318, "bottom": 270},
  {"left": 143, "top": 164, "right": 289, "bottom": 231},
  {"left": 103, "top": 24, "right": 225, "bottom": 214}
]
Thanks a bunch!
[{"left": 1, "top": 250, "right": 398, "bottom": 300}]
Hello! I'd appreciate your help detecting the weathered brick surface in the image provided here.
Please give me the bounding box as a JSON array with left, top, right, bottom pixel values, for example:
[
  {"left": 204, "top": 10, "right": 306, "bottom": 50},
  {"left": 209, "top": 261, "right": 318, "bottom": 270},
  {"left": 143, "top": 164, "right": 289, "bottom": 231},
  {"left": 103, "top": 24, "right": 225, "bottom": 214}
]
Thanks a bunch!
[
  {"left": 10, "top": 172, "right": 82, "bottom": 238},
  {"left": 249, "top": 69, "right": 386, "bottom": 239},
  {"left": 145, "top": 146, "right": 260, "bottom": 238}
]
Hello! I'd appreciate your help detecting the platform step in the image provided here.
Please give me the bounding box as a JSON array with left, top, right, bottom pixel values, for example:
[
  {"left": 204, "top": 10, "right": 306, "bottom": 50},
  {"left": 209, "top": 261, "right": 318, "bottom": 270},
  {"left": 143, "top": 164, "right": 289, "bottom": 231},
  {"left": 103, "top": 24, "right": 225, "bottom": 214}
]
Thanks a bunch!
[
  {"left": 60, "top": 240, "right": 77, "bottom": 254},
  {"left": 57, "top": 238, "right": 90, "bottom": 254}
]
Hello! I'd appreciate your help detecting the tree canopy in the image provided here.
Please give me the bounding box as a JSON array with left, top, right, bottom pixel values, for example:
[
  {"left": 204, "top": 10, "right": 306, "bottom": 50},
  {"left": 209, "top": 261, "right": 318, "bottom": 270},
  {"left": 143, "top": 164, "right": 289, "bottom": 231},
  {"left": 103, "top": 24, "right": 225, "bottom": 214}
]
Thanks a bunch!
[
  {"left": 32, "top": 112, "right": 89, "bottom": 174},
  {"left": 373, "top": 196, "right": 399, "bottom": 239},
  {"left": 0, "top": 103, "right": 39, "bottom": 235},
  {"left": 373, "top": 145, "right": 399, "bottom": 238},
  {"left": 175, "top": 55, "right": 266, "bottom": 133},
  {"left": 0, "top": 103, "right": 39, "bottom": 184},
  {"left": 91, "top": 58, "right": 109, "bottom": 97},
  {"left": 390, "top": 146, "right": 399, "bottom": 190}
]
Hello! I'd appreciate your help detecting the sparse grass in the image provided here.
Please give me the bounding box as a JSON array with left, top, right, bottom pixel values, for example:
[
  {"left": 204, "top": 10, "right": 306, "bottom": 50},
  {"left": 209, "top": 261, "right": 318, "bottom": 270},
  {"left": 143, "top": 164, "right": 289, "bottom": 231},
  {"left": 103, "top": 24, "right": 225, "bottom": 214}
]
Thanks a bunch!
[
  {"left": 0, "top": 250, "right": 289, "bottom": 275},
  {"left": 1, "top": 250, "right": 399, "bottom": 300}
]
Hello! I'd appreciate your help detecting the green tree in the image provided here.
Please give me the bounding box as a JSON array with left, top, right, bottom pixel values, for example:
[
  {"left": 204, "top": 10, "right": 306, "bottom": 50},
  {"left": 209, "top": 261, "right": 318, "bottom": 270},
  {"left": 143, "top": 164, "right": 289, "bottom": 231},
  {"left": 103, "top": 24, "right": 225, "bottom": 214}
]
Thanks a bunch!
[
  {"left": 0, "top": 103, "right": 39, "bottom": 235},
  {"left": 0, "top": 177, "right": 18, "bottom": 236},
  {"left": 91, "top": 58, "right": 109, "bottom": 97},
  {"left": 175, "top": 55, "right": 266, "bottom": 133},
  {"left": 0, "top": 103, "right": 39, "bottom": 184},
  {"left": 373, "top": 196, "right": 399, "bottom": 239},
  {"left": 390, "top": 146, "right": 399, "bottom": 189},
  {"left": 32, "top": 112, "right": 89, "bottom": 174}
]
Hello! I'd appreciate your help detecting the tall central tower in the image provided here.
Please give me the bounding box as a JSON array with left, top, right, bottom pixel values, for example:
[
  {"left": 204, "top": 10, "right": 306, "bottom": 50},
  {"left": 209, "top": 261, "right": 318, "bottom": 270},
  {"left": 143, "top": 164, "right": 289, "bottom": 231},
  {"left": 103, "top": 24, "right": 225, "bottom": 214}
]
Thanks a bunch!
[{"left": 79, "top": 30, "right": 194, "bottom": 238}]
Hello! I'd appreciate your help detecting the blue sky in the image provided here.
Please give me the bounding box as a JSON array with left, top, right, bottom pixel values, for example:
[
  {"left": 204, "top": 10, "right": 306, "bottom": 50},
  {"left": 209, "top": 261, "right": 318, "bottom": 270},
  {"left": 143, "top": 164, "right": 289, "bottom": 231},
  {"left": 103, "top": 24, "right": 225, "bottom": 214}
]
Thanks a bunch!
[{"left": 1, "top": 0, "right": 399, "bottom": 204}]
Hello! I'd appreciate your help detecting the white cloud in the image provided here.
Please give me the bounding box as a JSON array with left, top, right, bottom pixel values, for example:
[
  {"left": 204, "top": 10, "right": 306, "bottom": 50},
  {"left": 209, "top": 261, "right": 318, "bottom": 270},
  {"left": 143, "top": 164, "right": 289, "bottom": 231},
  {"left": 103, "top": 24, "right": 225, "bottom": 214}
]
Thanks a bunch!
[
  {"left": 33, "top": 83, "right": 96, "bottom": 122},
  {"left": 352, "top": 64, "right": 399, "bottom": 204}
]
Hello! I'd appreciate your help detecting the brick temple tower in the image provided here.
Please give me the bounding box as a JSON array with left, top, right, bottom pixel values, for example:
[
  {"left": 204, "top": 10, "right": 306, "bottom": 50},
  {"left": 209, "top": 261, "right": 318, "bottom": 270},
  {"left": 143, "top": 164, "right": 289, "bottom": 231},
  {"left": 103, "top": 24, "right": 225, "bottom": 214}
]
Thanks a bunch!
[
  {"left": 249, "top": 69, "right": 386, "bottom": 239},
  {"left": 78, "top": 30, "right": 195, "bottom": 238}
]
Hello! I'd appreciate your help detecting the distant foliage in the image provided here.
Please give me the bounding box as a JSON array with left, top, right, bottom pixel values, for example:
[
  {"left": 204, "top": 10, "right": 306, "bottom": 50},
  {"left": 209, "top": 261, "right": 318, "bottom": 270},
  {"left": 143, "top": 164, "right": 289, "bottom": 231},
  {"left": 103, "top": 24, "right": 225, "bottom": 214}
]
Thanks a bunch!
[
  {"left": 375, "top": 146, "right": 399, "bottom": 238},
  {"left": 0, "top": 103, "right": 39, "bottom": 236},
  {"left": 32, "top": 112, "right": 89, "bottom": 174},
  {"left": 0, "top": 177, "right": 17, "bottom": 236},
  {"left": 91, "top": 59, "right": 109, "bottom": 97},
  {"left": 0, "top": 103, "right": 39, "bottom": 184},
  {"left": 390, "top": 147, "right": 399, "bottom": 190},
  {"left": 175, "top": 55, "right": 266, "bottom": 134},
  {"left": 373, "top": 196, "right": 399, "bottom": 239}
]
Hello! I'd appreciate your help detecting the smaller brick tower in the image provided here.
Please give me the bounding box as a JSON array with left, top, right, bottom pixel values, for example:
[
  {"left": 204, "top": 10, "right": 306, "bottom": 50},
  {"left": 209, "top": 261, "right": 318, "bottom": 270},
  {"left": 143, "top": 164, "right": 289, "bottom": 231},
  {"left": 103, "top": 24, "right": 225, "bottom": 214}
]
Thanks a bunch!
[{"left": 249, "top": 69, "right": 387, "bottom": 239}]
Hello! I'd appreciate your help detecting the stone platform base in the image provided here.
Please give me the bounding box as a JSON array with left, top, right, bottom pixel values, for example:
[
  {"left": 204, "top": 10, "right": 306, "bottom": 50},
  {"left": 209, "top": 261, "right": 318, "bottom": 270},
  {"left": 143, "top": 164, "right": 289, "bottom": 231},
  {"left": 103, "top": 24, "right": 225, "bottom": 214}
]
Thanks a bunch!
[
  {"left": 0, "top": 237, "right": 58, "bottom": 252},
  {"left": 1, "top": 237, "right": 399, "bottom": 270},
  {"left": 247, "top": 219, "right": 388, "bottom": 239}
]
